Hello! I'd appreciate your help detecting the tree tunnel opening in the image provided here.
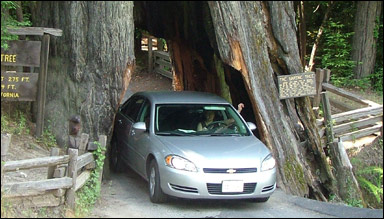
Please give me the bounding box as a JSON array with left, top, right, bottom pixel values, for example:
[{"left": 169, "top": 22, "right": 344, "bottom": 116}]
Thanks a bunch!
[{"left": 132, "top": 1, "right": 262, "bottom": 138}]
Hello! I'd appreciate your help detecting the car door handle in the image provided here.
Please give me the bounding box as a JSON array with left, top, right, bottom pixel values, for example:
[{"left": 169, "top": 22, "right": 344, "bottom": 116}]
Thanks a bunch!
[{"left": 118, "top": 119, "right": 122, "bottom": 125}]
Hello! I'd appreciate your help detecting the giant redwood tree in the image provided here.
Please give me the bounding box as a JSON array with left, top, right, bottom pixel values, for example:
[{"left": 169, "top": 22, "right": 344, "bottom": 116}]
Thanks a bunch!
[
  {"left": 352, "top": 1, "right": 382, "bottom": 79},
  {"left": 31, "top": 1, "right": 135, "bottom": 146},
  {"left": 32, "top": 1, "right": 355, "bottom": 202}
]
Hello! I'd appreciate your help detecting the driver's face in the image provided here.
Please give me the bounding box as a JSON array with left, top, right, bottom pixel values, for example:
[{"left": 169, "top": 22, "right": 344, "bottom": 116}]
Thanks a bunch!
[{"left": 206, "top": 111, "right": 215, "bottom": 121}]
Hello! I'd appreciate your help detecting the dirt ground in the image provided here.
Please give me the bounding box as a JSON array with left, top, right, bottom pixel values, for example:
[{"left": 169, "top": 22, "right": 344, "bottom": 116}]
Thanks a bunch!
[{"left": 128, "top": 65, "right": 173, "bottom": 93}]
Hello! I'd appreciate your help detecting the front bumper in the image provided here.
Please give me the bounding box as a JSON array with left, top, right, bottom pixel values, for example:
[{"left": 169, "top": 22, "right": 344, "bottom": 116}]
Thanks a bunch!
[{"left": 159, "top": 165, "right": 276, "bottom": 199}]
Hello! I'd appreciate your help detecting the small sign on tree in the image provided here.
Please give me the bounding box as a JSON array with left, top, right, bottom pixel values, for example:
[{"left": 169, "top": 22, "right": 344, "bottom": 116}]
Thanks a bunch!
[{"left": 278, "top": 72, "right": 316, "bottom": 99}]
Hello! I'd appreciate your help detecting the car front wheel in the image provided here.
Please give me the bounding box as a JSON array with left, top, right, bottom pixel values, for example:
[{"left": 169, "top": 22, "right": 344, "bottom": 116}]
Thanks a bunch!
[
  {"left": 110, "top": 139, "right": 123, "bottom": 173},
  {"left": 149, "top": 160, "right": 168, "bottom": 203}
]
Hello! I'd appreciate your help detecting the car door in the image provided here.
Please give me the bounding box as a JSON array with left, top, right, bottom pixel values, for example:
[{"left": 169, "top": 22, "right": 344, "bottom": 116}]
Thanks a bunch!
[
  {"left": 116, "top": 96, "right": 145, "bottom": 168},
  {"left": 127, "top": 99, "right": 151, "bottom": 177}
]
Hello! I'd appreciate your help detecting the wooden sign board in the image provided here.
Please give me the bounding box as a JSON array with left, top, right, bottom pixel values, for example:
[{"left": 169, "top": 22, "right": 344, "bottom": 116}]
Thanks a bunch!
[
  {"left": 1, "top": 72, "right": 39, "bottom": 101},
  {"left": 278, "top": 72, "right": 316, "bottom": 99},
  {"left": 1, "top": 40, "right": 41, "bottom": 67}
]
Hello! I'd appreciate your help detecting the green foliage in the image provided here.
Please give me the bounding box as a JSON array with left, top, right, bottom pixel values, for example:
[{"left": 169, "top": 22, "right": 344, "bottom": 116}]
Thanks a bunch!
[
  {"left": 75, "top": 141, "right": 106, "bottom": 217},
  {"left": 305, "top": 1, "right": 382, "bottom": 92},
  {"left": 36, "top": 120, "right": 57, "bottom": 148},
  {"left": 346, "top": 198, "right": 364, "bottom": 208},
  {"left": 321, "top": 21, "right": 356, "bottom": 85},
  {"left": 1, "top": 1, "right": 32, "bottom": 50},
  {"left": 370, "top": 67, "right": 383, "bottom": 92},
  {"left": 356, "top": 166, "right": 383, "bottom": 204},
  {"left": 1, "top": 197, "right": 14, "bottom": 218},
  {"left": 1, "top": 110, "right": 29, "bottom": 135}
]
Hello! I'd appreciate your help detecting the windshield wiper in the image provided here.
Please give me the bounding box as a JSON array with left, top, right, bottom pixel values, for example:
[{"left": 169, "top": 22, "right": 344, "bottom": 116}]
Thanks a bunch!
[
  {"left": 200, "top": 133, "right": 242, "bottom": 137},
  {"left": 156, "top": 132, "right": 195, "bottom": 136}
]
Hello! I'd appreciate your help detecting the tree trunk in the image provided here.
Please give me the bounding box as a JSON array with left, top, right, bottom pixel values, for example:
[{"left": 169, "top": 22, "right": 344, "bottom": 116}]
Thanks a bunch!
[
  {"left": 31, "top": 1, "right": 135, "bottom": 151},
  {"left": 352, "top": 1, "right": 382, "bottom": 79},
  {"left": 207, "top": 1, "right": 338, "bottom": 200},
  {"left": 297, "top": 1, "right": 306, "bottom": 68}
]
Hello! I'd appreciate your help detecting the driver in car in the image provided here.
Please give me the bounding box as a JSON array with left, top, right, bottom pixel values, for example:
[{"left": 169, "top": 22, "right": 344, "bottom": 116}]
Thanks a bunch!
[
  {"left": 197, "top": 103, "right": 244, "bottom": 131},
  {"left": 197, "top": 110, "right": 216, "bottom": 131}
]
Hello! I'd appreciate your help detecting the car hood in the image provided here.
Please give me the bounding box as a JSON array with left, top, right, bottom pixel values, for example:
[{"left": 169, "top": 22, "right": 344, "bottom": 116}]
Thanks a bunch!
[{"left": 156, "top": 136, "right": 271, "bottom": 168}]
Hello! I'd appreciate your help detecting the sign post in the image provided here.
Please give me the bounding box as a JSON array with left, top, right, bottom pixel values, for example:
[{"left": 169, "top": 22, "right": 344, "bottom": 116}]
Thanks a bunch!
[
  {"left": 35, "top": 34, "right": 50, "bottom": 137},
  {"left": 1, "top": 27, "right": 62, "bottom": 138}
]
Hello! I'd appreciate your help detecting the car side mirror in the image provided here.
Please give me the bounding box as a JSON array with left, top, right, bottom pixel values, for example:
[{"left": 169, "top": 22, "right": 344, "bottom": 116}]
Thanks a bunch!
[
  {"left": 247, "top": 122, "right": 257, "bottom": 131},
  {"left": 133, "top": 122, "right": 146, "bottom": 131}
]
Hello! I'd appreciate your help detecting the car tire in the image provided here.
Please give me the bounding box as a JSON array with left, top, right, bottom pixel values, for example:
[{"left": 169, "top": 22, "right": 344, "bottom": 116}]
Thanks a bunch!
[
  {"left": 110, "top": 138, "right": 124, "bottom": 173},
  {"left": 148, "top": 160, "right": 168, "bottom": 203},
  {"left": 249, "top": 197, "right": 270, "bottom": 203}
]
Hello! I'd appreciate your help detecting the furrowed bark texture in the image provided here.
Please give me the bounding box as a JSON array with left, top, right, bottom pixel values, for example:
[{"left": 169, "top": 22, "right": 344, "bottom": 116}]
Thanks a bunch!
[
  {"left": 32, "top": 1, "right": 135, "bottom": 146},
  {"left": 208, "top": 1, "right": 336, "bottom": 199},
  {"left": 352, "top": 1, "right": 382, "bottom": 79}
]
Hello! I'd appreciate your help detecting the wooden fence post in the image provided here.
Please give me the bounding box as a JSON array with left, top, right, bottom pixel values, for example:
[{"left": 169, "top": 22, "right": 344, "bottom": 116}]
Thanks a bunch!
[
  {"left": 66, "top": 148, "right": 78, "bottom": 210},
  {"left": 329, "top": 140, "right": 365, "bottom": 205},
  {"left": 1, "top": 134, "right": 12, "bottom": 189},
  {"left": 148, "top": 36, "right": 153, "bottom": 73},
  {"left": 98, "top": 135, "right": 107, "bottom": 183},
  {"left": 381, "top": 115, "right": 383, "bottom": 137},
  {"left": 320, "top": 68, "right": 335, "bottom": 145},
  {"left": 79, "top": 133, "right": 89, "bottom": 155},
  {"left": 313, "top": 68, "right": 324, "bottom": 117},
  {"left": 35, "top": 33, "right": 50, "bottom": 138},
  {"left": 47, "top": 147, "right": 60, "bottom": 179},
  {"left": 322, "top": 91, "right": 334, "bottom": 145}
]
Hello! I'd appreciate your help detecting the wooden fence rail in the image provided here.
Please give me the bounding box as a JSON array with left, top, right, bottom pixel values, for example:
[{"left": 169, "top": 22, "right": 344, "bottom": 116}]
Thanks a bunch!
[
  {"left": 313, "top": 68, "right": 383, "bottom": 144},
  {"left": 312, "top": 69, "right": 382, "bottom": 201},
  {"left": 3, "top": 155, "right": 69, "bottom": 172},
  {"left": 1, "top": 134, "right": 106, "bottom": 210}
]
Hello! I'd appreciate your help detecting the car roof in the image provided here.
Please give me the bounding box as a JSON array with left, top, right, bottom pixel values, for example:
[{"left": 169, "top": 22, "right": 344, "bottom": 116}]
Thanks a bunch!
[{"left": 133, "top": 91, "right": 229, "bottom": 104}]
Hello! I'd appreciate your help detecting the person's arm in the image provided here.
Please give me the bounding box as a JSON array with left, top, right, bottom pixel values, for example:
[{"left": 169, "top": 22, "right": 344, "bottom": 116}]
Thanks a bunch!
[
  {"left": 197, "top": 122, "right": 203, "bottom": 131},
  {"left": 237, "top": 103, "right": 244, "bottom": 113}
]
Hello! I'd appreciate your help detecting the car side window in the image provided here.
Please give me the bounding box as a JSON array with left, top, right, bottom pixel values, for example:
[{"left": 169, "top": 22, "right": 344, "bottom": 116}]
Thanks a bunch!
[
  {"left": 138, "top": 101, "right": 151, "bottom": 129},
  {"left": 121, "top": 97, "right": 145, "bottom": 122}
]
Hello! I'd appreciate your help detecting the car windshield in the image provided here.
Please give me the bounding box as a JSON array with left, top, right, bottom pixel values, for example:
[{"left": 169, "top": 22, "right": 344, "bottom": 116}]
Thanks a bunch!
[{"left": 155, "top": 104, "right": 251, "bottom": 136}]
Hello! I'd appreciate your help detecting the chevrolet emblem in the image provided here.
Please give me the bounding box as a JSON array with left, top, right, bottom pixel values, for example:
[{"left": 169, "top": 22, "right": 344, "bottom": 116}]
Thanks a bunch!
[{"left": 226, "top": 169, "right": 237, "bottom": 174}]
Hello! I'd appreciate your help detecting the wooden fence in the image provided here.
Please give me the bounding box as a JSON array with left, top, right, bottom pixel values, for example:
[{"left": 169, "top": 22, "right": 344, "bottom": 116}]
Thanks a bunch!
[
  {"left": 153, "top": 50, "right": 172, "bottom": 79},
  {"left": 313, "top": 69, "right": 383, "bottom": 144},
  {"left": 145, "top": 34, "right": 172, "bottom": 79},
  {"left": 1, "top": 134, "right": 106, "bottom": 210}
]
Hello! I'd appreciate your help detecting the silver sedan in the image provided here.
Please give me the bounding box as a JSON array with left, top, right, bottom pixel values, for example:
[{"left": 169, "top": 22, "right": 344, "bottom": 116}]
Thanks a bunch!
[{"left": 110, "top": 91, "right": 276, "bottom": 203}]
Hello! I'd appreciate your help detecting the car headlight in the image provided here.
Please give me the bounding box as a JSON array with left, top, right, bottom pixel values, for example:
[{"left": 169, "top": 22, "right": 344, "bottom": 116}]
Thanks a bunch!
[
  {"left": 165, "top": 155, "right": 197, "bottom": 172},
  {"left": 261, "top": 154, "right": 275, "bottom": 171}
]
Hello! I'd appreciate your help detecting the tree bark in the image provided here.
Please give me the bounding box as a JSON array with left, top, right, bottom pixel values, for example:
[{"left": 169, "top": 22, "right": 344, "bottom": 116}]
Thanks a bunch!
[
  {"left": 297, "top": 1, "right": 306, "bottom": 68},
  {"left": 352, "top": 1, "right": 382, "bottom": 79},
  {"left": 207, "top": 1, "right": 337, "bottom": 200},
  {"left": 32, "top": 1, "right": 135, "bottom": 149}
]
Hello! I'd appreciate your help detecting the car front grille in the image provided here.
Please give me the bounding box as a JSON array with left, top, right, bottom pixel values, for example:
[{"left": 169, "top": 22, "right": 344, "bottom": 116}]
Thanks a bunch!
[
  {"left": 207, "top": 183, "right": 256, "bottom": 195},
  {"left": 170, "top": 184, "right": 198, "bottom": 193},
  {"left": 203, "top": 168, "right": 257, "bottom": 174}
]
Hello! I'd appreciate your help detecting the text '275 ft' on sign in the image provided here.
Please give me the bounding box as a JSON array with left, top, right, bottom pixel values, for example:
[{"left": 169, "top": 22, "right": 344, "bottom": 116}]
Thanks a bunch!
[{"left": 1, "top": 72, "right": 39, "bottom": 101}]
